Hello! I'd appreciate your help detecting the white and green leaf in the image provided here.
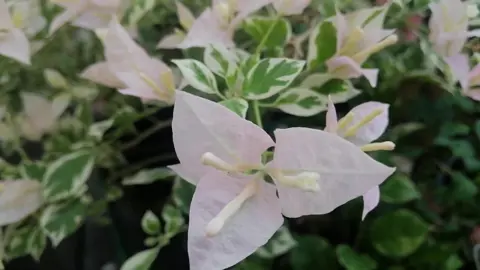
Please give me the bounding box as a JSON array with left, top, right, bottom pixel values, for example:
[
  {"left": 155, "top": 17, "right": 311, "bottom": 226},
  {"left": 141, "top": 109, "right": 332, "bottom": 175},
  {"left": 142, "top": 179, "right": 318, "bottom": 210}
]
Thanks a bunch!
[
  {"left": 42, "top": 151, "right": 95, "bottom": 202},
  {"left": 141, "top": 210, "right": 161, "bottom": 235},
  {"left": 5, "top": 225, "right": 46, "bottom": 261},
  {"left": 275, "top": 88, "right": 329, "bottom": 117},
  {"left": 203, "top": 44, "right": 239, "bottom": 78},
  {"left": 172, "top": 59, "right": 218, "bottom": 94},
  {"left": 40, "top": 199, "right": 88, "bottom": 246},
  {"left": 243, "top": 16, "right": 292, "bottom": 49},
  {"left": 122, "top": 168, "right": 176, "bottom": 186},
  {"left": 88, "top": 119, "right": 114, "bottom": 140},
  {"left": 307, "top": 21, "right": 337, "bottom": 69},
  {"left": 243, "top": 58, "right": 305, "bottom": 100},
  {"left": 120, "top": 247, "right": 159, "bottom": 270},
  {"left": 256, "top": 226, "right": 297, "bottom": 259},
  {"left": 219, "top": 98, "right": 249, "bottom": 118}
]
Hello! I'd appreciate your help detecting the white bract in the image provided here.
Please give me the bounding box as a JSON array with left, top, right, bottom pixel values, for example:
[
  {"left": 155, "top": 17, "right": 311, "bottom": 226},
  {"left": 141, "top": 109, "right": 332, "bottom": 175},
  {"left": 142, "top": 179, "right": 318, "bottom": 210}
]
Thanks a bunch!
[
  {"left": 49, "top": 0, "right": 127, "bottom": 34},
  {"left": 0, "top": 179, "right": 44, "bottom": 226},
  {"left": 170, "top": 91, "right": 395, "bottom": 270},
  {"left": 0, "top": 0, "right": 30, "bottom": 64},
  {"left": 324, "top": 97, "right": 394, "bottom": 219},
  {"left": 81, "top": 19, "right": 180, "bottom": 104}
]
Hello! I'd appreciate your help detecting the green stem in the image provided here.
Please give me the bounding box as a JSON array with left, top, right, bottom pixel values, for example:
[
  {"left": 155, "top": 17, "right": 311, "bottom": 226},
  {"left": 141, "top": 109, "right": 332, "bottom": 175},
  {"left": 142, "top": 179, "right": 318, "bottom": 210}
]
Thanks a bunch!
[
  {"left": 255, "top": 16, "right": 281, "bottom": 55},
  {"left": 119, "top": 119, "right": 172, "bottom": 151},
  {"left": 251, "top": 101, "right": 263, "bottom": 128}
]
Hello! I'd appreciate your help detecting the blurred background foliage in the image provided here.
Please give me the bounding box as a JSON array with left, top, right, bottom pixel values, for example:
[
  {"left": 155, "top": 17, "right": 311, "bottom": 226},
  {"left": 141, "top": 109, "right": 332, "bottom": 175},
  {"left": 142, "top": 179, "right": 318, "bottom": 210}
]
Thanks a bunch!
[{"left": 2, "top": 0, "right": 480, "bottom": 269}]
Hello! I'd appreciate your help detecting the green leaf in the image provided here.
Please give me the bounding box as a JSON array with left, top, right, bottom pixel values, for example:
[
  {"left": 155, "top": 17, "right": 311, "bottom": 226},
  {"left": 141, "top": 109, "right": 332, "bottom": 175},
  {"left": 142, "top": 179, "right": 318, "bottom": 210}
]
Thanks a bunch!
[
  {"left": 120, "top": 247, "right": 159, "bottom": 270},
  {"left": 141, "top": 210, "right": 160, "bottom": 235},
  {"left": 20, "top": 162, "right": 46, "bottom": 181},
  {"left": 172, "top": 177, "right": 195, "bottom": 214},
  {"left": 307, "top": 21, "right": 337, "bottom": 69},
  {"left": 204, "top": 44, "right": 239, "bottom": 77},
  {"left": 42, "top": 151, "right": 95, "bottom": 201},
  {"left": 243, "top": 16, "right": 292, "bottom": 49},
  {"left": 42, "top": 151, "right": 94, "bottom": 200},
  {"left": 380, "top": 173, "right": 421, "bottom": 204},
  {"left": 88, "top": 119, "right": 114, "bottom": 140},
  {"left": 122, "top": 168, "right": 176, "bottom": 186},
  {"left": 40, "top": 199, "right": 89, "bottom": 246},
  {"left": 161, "top": 204, "right": 184, "bottom": 238},
  {"left": 172, "top": 59, "right": 218, "bottom": 94},
  {"left": 256, "top": 226, "right": 297, "bottom": 259},
  {"left": 243, "top": 58, "right": 305, "bottom": 100},
  {"left": 290, "top": 236, "right": 339, "bottom": 270},
  {"left": 336, "top": 245, "right": 377, "bottom": 270},
  {"left": 370, "top": 209, "right": 430, "bottom": 258},
  {"left": 5, "top": 225, "right": 47, "bottom": 261},
  {"left": 44, "top": 69, "right": 69, "bottom": 89},
  {"left": 220, "top": 98, "right": 249, "bottom": 118},
  {"left": 451, "top": 172, "right": 478, "bottom": 201},
  {"left": 275, "top": 88, "right": 328, "bottom": 117}
]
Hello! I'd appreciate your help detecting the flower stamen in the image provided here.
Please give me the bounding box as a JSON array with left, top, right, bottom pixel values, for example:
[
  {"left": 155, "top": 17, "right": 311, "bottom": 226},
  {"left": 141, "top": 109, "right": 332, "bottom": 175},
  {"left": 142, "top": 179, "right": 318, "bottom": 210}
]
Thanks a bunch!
[
  {"left": 270, "top": 170, "right": 320, "bottom": 192},
  {"left": 201, "top": 152, "right": 239, "bottom": 172},
  {"left": 205, "top": 179, "right": 258, "bottom": 237},
  {"left": 360, "top": 141, "right": 395, "bottom": 152}
]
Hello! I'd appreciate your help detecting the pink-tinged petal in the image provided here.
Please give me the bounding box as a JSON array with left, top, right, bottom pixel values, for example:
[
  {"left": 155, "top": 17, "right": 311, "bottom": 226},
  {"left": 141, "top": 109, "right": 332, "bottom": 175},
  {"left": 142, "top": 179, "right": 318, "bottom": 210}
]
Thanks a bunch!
[
  {"left": 114, "top": 58, "right": 174, "bottom": 102},
  {"left": 362, "top": 186, "right": 380, "bottom": 220},
  {"left": 324, "top": 97, "right": 338, "bottom": 133},
  {"left": 445, "top": 54, "right": 470, "bottom": 91},
  {"left": 332, "top": 11, "right": 348, "bottom": 51},
  {"left": 188, "top": 171, "right": 283, "bottom": 270},
  {"left": 433, "top": 31, "right": 468, "bottom": 57},
  {"left": 466, "top": 88, "right": 480, "bottom": 101},
  {"left": 0, "top": 29, "right": 30, "bottom": 65},
  {"left": 0, "top": 180, "right": 44, "bottom": 226},
  {"left": 48, "top": 3, "right": 86, "bottom": 35},
  {"left": 157, "top": 32, "right": 185, "bottom": 49},
  {"left": 0, "top": 0, "right": 13, "bottom": 29},
  {"left": 72, "top": 11, "right": 113, "bottom": 30},
  {"left": 21, "top": 93, "right": 56, "bottom": 134},
  {"left": 361, "top": 68, "right": 379, "bottom": 87},
  {"left": 104, "top": 18, "right": 150, "bottom": 74},
  {"left": 229, "top": 0, "right": 273, "bottom": 26},
  {"left": 176, "top": 1, "right": 195, "bottom": 30},
  {"left": 346, "top": 6, "right": 386, "bottom": 29},
  {"left": 273, "top": 0, "right": 310, "bottom": 16},
  {"left": 80, "top": 61, "right": 125, "bottom": 88},
  {"left": 270, "top": 128, "right": 395, "bottom": 218},
  {"left": 118, "top": 87, "right": 159, "bottom": 101},
  {"left": 168, "top": 164, "right": 199, "bottom": 185},
  {"left": 339, "top": 101, "right": 389, "bottom": 145},
  {"left": 178, "top": 8, "right": 234, "bottom": 49},
  {"left": 327, "top": 56, "right": 377, "bottom": 86},
  {"left": 173, "top": 91, "right": 274, "bottom": 182},
  {"left": 470, "top": 64, "right": 480, "bottom": 86}
]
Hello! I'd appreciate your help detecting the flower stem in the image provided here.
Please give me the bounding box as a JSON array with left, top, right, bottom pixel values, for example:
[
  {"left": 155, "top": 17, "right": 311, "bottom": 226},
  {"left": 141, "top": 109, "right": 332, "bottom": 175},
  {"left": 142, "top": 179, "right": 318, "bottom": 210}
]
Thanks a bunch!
[
  {"left": 251, "top": 101, "right": 263, "bottom": 128},
  {"left": 255, "top": 16, "right": 280, "bottom": 55}
]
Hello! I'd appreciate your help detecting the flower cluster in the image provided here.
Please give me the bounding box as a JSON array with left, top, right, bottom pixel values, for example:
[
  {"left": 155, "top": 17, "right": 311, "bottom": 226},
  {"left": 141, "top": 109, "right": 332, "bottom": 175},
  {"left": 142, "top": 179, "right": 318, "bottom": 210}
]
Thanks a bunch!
[{"left": 0, "top": 0, "right": 477, "bottom": 269}]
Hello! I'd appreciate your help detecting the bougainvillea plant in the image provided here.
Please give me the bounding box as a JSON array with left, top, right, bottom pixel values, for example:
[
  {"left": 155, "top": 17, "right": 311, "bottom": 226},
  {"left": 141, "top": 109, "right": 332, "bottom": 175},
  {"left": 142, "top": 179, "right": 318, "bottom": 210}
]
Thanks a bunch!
[{"left": 0, "top": 0, "right": 479, "bottom": 269}]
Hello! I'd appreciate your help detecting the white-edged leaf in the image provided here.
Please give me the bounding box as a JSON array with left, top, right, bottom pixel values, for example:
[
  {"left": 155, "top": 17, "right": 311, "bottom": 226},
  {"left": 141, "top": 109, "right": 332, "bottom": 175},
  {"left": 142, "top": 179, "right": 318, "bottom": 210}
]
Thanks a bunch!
[
  {"left": 329, "top": 87, "right": 361, "bottom": 103},
  {"left": 161, "top": 204, "right": 184, "bottom": 237},
  {"left": 243, "top": 58, "right": 305, "bottom": 100},
  {"left": 243, "top": 16, "right": 292, "bottom": 48},
  {"left": 120, "top": 247, "right": 159, "bottom": 270},
  {"left": 203, "top": 44, "right": 239, "bottom": 77},
  {"left": 40, "top": 199, "right": 88, "bottom": 246},
  {"left": 122, "top": 168, "right": 176, "bottom": 186},
  {"left": 275, "top": 88, "right": 328, "bottom": 116},
  {"left": 88, "top": 119, "right": 114, "bottom": 140},
  {"left": 256, "top": 226, "right": 297, "bottom": 259},
  {"left": 172, "top": 59, "right": 218, "bottom": 94},
  {"left": 5, "top": 224, "right": 47, "bottom": 261},
  {"left": 307, "top": 21, "right": 337, "bottom": 69},
  {"left": 141, "top": 210, "right": 160, "bottom": 235},
  {"left": 219, "top": 98, "right": 249, "bottom": 118},
  {"left": 44, "top": 69, "right": 69, "bottom": 89},
  {"left": 42, "top": 151, "right": 95, "bottom": 201}
]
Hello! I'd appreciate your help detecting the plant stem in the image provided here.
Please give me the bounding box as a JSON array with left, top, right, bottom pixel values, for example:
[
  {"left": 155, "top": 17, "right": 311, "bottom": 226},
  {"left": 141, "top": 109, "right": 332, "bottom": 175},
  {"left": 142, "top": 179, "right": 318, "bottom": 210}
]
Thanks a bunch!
[
  {"left": 119, "top": 119, "right": 172, "bottom": 151},
  {"left": 251, "top": 101, "right": 263, "bottom": 128},
  {"left": 255, "top": 16, "right": 280, "bottom": 55}
]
